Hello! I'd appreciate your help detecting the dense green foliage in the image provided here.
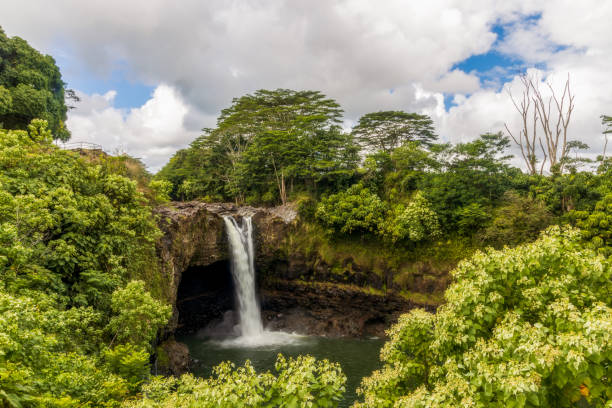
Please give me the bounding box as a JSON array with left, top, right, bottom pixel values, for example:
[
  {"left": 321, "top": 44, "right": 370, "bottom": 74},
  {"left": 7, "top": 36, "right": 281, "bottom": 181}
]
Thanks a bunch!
[
  {"left": 0, "top": 120, "right": 348, "bottom": 407},
  {"left": 570, "top": 193, "right": 612, "bottom": 256},
  {"left": 351, "top": 111, "right": 437, "bottom": 153},
  {"left": 157, "top": 89, "right": 358, "bottom": 204},
  {"left": 382, "top": 192, "right": 441, "bottom": 243},
  {"left": 0, "top": 27, "right": 69, "bottom": 140},
  {"left": 316, "top": 187, "right": 441, "bottom": 244},
  {"left": 124, "top": 355, "right": 346, "bottom": 408},
  {"left": 355, "top": 227, "right": 612, "bottom": 407},
  {"left": 316, "top": 183, "right": 387, "bottom": 236},
  {"left": 478, "top": 192, "right": 553, "bottom": 248},
  {"left": 0, "top": 121, "right": 172, "bottom": 406}
]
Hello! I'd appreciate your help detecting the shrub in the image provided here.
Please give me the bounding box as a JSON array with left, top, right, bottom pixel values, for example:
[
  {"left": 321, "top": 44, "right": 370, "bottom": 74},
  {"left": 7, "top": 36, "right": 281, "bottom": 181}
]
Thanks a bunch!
[
  {"left": 124, "top": 354, "right": 346, "bottom": 408},
  {"left": 356, "top": 227, "right": 612, "bottom": 407},
  {"left": 148, "top": 179, "right": 173, "bottom": 203},
  {"left": 382, "top": 192, "right": 440, "bottom": 243},
  {"left": 108, "top": 281, "right": 172, "bottom": 350},
  {"left": 315, "top": 184, "right": 387, "bottom": 236},
  {"left": 571, "top": 193, "right": 612, "bottom": 256},
  {"left": 478, "top": 191, "right": 554, "bottom": 248},
  {"left": 454, "top": 202, "right": 490, "bottom": 236},
  {"left": 104, "top": 344, "right": 151, "bottom": 392},
  {"left": 295, "top": 193, "right": 318, "bottom": 221}
]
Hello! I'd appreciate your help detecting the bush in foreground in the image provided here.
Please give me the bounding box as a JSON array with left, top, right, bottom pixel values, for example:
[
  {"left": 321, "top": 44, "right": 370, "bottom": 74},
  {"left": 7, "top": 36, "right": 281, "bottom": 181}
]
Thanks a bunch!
[
  {"left": 355, "top": 227, "right": 612, "bottom": 407},
  {"left": 124, "top": 354, "right": 346, "bottom": 408}
]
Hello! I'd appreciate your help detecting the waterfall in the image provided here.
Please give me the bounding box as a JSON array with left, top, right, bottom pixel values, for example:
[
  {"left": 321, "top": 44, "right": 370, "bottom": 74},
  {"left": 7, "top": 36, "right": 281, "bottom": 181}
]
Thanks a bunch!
[
  {"left": 222, "top": 215, "right": 264, "bottom": 338},
  {"left": 218, "top": 215, "right": 302, "bottom": 347}
]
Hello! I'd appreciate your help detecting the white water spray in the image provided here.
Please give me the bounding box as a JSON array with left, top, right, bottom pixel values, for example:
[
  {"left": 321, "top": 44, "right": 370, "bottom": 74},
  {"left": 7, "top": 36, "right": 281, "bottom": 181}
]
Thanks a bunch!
[
  {"left": 223, "top": 216, "right": 264, "bottom": 337},
  {"left": 220, "top": 215, "right": 302, "bottom": 347}
]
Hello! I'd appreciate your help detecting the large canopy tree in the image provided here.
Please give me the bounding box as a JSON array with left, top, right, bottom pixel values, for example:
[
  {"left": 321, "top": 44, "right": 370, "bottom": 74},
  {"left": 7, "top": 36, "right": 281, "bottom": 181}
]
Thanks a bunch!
[
  {"left": 352, "top": 111, "right": 437, "bottom": 153},
  {"left": 602, "top": 115, "right": 611, "bottom": 161},
  {"left": 159, "top": 89, "right": 359, "bottom": 204},
  {"left": 0, "top": 26, "right": 70, "bottom": 141}
]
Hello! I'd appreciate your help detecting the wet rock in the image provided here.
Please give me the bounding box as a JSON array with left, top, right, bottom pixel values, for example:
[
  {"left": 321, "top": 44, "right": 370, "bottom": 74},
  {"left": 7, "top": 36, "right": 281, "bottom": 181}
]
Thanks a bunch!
[
  {"left": 260, "top": 280, "right": 435, "bottom": 338},
  {"left": 155, "top": 202, "right": 297, "bottom": 332},
  {"left": 157, "top": 339, "right": 190, "bottom": 376}
]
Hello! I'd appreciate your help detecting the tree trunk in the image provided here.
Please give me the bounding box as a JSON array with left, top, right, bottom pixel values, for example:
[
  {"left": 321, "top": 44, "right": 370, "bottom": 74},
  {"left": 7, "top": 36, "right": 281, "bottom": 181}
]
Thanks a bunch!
[{"left": 280, "top": 170, "right": 287, "bottom": 205}]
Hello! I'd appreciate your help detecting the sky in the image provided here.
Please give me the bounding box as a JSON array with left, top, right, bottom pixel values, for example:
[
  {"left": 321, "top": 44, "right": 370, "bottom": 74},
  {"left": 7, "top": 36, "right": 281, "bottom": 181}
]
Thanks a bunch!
[{"left": 1, "top": 1, "right": 611, "bottom": 172}]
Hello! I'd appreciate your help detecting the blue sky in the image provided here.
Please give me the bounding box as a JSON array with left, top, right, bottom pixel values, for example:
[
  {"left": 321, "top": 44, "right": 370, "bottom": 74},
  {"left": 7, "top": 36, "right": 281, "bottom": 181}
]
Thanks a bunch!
[
  {"left": 54, "top": 53, "right": 155, "bottom": 110},
  {"left": 444, "top": 15, "right": 548, "bottom": 111}
]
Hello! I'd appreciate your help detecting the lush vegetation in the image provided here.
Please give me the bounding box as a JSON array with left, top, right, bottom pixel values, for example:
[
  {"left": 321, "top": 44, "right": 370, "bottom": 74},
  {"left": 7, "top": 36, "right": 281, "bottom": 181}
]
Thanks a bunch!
[
  {"left": 0, "top": 121, "right": 172, "bottom": 406},
  {"left": 354, "top": 227, "right": 612, "bottom": 407},
  {"left": 3, "top": 24, "right": 612, "bottom": 408},
  {"left": 125, "top": 355, "right": 346, "bottom": 408},
  {"left": 0, "top": 28, "right": 70, "bottom": 140},
  {"left": 0, "top": 121, "right": 346, "bottom": 407},
  {"left": 160, "top": 100, "right": 597, "bottom": 248}
]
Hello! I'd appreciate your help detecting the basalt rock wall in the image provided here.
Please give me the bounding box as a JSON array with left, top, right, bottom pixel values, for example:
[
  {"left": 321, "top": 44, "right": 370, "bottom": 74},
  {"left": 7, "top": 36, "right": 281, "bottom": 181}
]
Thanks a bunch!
[
  {"left": 155, "top": 201, "right": 438, "bottom": 338},
  {"left": 155, "top": 201, "right": 296, "bottom": 332}
]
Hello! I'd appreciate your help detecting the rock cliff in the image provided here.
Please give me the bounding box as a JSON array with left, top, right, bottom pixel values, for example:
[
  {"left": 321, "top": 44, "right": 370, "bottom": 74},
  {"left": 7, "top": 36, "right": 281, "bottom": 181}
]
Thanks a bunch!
[{"left": 155, "top": 201, "right": 440, "bottom": 338}]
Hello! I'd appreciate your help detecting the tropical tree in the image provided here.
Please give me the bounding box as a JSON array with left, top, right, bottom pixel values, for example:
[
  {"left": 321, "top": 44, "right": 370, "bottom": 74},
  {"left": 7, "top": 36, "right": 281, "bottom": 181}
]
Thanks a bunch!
[
  {"left": 419, "top": 133, "right": 514, "bottom": 230},
  {"left": 352, "top": 111, "right": 437, "bottom": 153},
  {"left": 601, "top": 114, "right": 611, "bottom": 161},
  {"left": 159, "top": 89, "right": 358, "bottom": 204},
  {"left": 0, "top": 26, "right": 70, "bottom": 140}
]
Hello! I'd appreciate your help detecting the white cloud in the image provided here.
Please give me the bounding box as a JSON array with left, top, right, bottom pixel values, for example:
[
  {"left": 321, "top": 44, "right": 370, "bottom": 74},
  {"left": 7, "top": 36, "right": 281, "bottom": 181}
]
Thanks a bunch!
[
  {"left": 66, "top": 85, "right": 199, "bottom": 172},
  {"left": 1, "top": 1, "right": 610, "bottom": 170},
  {"left": 426, "top": 1, "right": 612, "bottom": 167}
]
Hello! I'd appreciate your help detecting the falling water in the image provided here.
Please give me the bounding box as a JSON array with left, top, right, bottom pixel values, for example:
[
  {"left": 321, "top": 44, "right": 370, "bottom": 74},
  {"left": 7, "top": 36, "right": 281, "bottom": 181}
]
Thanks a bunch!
[{"left": 223, "top": 216, "right": 264, "bottom": 337}]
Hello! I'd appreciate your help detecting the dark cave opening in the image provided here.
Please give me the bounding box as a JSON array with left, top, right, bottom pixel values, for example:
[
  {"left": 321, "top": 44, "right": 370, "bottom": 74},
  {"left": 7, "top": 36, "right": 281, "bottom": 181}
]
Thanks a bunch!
[{"left": 176, "top": 260, "right": 235, "bottom": 334}]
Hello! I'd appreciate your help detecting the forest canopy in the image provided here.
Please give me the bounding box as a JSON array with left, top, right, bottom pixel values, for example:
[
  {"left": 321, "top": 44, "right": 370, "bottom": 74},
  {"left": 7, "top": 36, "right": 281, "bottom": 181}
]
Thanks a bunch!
[{"left": 158, "top": 89, "right": 359, "bottom": 205}]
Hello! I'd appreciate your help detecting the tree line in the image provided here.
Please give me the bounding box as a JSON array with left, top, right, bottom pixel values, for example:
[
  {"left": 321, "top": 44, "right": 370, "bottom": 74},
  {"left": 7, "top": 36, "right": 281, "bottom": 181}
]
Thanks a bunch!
[{"left": 157, "top": 84, "right": 611, "bottom": 252}]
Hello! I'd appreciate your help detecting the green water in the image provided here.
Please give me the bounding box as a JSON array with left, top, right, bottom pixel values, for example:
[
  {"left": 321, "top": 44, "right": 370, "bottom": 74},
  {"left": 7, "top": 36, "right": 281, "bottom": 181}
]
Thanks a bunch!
[{"left": 177, "top": 334, "right": 384, "bottom": 407}]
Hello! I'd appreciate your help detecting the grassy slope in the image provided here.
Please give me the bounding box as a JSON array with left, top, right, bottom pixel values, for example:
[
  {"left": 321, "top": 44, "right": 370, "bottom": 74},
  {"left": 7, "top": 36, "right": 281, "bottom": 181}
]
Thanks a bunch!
[{"left": 279, "top": 221, "right": 479, "bottom": 307}]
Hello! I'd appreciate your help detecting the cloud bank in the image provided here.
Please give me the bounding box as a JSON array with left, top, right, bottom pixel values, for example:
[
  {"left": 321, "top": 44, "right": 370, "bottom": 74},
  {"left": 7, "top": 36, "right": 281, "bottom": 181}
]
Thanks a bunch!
[{"left": 1, "top": 0, "right": 610, "bottom": 170}]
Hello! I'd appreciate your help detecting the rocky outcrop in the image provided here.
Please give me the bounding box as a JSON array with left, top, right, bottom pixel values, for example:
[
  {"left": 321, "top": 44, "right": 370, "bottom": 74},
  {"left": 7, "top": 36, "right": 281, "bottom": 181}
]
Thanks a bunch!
[
  {"left": 155, "top": 201, "right": 442, "bottom": 338},
  {"left": 261, "top": 280, "right": 435, "bottom": 337},
  {"left": 155, "top": 202, "right": 297, "bottom": 331},
  {"left": 156, "top": 338, "right": 190, "bottom": 376}
]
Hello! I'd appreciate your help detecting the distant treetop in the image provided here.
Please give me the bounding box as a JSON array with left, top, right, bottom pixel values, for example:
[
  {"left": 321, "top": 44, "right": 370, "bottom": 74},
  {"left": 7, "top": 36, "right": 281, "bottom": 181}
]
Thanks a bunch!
[{"left": 352, "top": 110, "right": 438, "bottom": 153}]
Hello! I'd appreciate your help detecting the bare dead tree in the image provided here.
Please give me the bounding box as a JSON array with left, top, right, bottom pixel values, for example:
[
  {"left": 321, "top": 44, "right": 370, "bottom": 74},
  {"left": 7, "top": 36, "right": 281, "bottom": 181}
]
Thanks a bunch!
[
  {"left": 505, "top": 73, "right": 575, "bottom": 174},
  {"left": 505, "top": 75, "right": 541, "bottom": 175},
  {"left": 532, "top": 74, "right": 575, "bottom": 173}
]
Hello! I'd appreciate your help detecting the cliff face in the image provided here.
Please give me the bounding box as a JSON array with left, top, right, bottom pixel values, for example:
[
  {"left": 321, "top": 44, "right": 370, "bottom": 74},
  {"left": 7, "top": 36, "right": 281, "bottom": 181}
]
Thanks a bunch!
[
  {"left": 155, "top": 201, "right": 441, "bottom": 338},
  {"left": 155, "top": 202, "right": 296, "bottom": 331}
]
